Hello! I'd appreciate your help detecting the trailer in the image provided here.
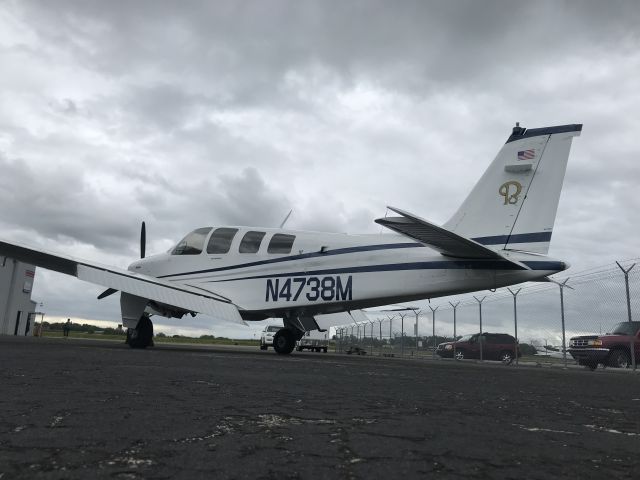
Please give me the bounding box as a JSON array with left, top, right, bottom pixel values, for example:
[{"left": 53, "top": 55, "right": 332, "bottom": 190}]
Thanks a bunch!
[{"left": 295, "top": 330, "right": 329, "bottom": 352}]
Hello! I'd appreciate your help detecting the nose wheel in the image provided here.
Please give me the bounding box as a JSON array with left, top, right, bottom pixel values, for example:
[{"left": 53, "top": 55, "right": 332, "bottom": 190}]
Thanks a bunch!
[{"left": 126, "top": 315, "right": 154, "bottom": 349}]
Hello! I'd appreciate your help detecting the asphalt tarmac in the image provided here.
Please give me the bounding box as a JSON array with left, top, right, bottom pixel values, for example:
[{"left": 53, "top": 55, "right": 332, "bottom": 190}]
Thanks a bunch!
[{"left": 1, "top": 336, "right": 639, "bottom": 479}]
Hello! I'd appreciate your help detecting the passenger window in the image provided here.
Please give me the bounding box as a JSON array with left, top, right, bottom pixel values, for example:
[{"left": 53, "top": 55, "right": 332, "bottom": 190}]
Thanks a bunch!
[
  {"left": 267, "top": 234, "right": 296, "bottom": 254},
  {"left": 206, "top": 228, "right": 239, "bottom": 254},
  {"left": 239, "top": 231, "right": 266, "bottom": 253},
  {"left": 171, "top": 228, "right": 212, "bottom": 255}
]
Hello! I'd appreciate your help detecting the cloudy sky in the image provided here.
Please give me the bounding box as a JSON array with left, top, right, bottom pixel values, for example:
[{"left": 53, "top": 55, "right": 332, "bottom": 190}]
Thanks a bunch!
[{"left": 1, "top": 1, "right": 639, "bottom": 339}]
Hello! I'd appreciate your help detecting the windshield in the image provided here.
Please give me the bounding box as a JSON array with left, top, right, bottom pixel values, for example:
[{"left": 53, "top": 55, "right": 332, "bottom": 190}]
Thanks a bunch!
[
  {"left": 457, "top": 334, "right": 474, "bottom": 342},
  {"left": 171, "top": 228, "right": 212, "bottom": 255},
  {"left": 267, "top": 326, "right": 281, "bottom": 332},
  {"left": 610, "top": 321, "right": 640, "bottom": 335}
]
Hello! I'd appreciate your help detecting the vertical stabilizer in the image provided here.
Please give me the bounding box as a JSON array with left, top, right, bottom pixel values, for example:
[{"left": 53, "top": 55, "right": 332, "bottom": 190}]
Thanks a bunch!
[{"left": 444, "top": 124, "right": 581, "bottom": 254}]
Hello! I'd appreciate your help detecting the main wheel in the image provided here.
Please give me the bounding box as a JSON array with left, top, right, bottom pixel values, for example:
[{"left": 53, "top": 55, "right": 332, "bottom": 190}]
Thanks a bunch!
[
  {"left": 455, "top": 350, "right": 465, "bottom": 360},
  {"left": 128, "top": 315, "right": 153, "bottom": 349},
  {"left": 608, "top": 349, "right": 631, "bottom": 368},
  {"left": 273, "top": 329, "right": 296, "bottom": 355},
  {"left": 499, "top": 350, "right": 514, "bottom": 365}
]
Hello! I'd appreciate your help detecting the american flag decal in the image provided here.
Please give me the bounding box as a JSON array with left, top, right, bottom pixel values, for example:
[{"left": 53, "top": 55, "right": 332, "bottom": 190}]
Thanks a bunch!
[
  {"left": 26, "top": 270, "right": 35, "bottom": 278},
  {"left": 517, "top": 149, "right": 535, "bottom": 160}
]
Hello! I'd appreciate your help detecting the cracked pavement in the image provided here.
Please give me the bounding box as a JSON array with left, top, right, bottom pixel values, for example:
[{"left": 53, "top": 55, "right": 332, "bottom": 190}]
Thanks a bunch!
[{"left": 1, "top": 336, "right": 639, "bottom": 479}]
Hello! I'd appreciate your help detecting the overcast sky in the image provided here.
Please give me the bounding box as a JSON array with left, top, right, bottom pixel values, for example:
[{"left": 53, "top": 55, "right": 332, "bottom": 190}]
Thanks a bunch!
[{"left": 1, "top": 1, "right": 639, "bottom": 339}]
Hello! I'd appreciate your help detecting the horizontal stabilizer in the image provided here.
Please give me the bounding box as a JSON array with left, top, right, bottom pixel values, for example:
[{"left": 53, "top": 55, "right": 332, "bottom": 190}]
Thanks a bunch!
[
  {"left": 377, "top": 207, "right": 498, "bottom": 258},
  {"left": 376, "top": 207, "right": 529, "bottom": 269},
  {"left": 0, "top": 239, "right": 244, "bottom": 325}
]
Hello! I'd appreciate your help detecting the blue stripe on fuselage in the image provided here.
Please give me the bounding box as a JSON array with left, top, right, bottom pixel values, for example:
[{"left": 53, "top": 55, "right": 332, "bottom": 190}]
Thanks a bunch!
[
  {"left": 160, "top": 233, "right": 553, "bottom": 280},
  {"left": 204, "top": 260, "right": 564, "bottom": 283}
]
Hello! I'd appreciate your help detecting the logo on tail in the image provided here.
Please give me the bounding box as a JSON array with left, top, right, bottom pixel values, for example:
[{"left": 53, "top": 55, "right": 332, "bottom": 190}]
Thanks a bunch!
[{"left": 499, "top": 181, "right": 522, "bottom": 205}]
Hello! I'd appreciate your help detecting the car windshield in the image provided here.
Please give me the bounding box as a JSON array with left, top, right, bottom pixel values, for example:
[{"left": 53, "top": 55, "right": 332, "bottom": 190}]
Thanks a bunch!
[
  {"left": 457, "top": 334, "right": 474, "bottom": 342},
  {"left": 610, "top": 321, "right": 640, "bottom": 335},
  {"left": 267, "top": 326, "right": 281, "bottom": 332}
]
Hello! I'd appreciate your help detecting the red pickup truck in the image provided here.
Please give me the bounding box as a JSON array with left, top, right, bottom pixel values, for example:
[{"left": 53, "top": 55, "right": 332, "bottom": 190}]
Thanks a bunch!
[{"left": 568, "top": 321, "right": 640, "bottom": 370}]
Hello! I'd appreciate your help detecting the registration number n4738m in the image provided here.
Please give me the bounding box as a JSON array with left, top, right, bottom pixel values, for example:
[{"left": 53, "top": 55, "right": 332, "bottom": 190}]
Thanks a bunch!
[{"left": 265, "top": 276, "right": 353, "bottom": 302}]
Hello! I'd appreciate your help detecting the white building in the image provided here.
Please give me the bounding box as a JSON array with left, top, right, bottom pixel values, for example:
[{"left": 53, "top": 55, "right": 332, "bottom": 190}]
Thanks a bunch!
[{"left": 0, "top": 257, "right": 38, "bottom": 336}]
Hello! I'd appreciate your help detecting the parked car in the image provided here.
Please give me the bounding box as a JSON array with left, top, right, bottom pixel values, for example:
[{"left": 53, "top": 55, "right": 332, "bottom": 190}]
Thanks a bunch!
[
  {"left": 260, "top": 325, "right": 282, "bottom": 350},
  {"left": 436, "top": 333, "right": 520, "bottom": 364},
  {"left": 568, "top": 321, "right": 640, "bottom": 370},
  {"left": 346, "top": 346, "right": 367, "bottom": 355}
]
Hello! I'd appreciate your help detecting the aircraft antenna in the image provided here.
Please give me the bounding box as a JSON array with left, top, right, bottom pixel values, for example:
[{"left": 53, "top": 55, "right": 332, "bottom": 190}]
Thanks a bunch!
[{"left": 279, "top": 210, "right": 293, "bottom": 229}]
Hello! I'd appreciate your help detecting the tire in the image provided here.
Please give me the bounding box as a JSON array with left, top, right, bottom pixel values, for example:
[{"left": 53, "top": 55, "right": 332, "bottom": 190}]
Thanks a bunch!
[
  {"left": 499, "top": 350, "right": 514, "bottom": 365},
  {"left": 260, "top": 343, "right": 267, "bottom": 350},
  {"left": 273, "top": 329, "right": 296, "bottom": 355},
  {"left": 455, "top": 350, "right": 465, "bottom": 360},
  {"left": 608, "top": 349, "right": 631, "bottom": 369},
  {"left": 129, "top": 316, "right": 153, "bottom": 349},
  {"left": 583, "top": 361, "right": 598, "bottom": 371},
  {"left": 296, "top": 346, "right": 302, "bottom": 351},
  {"left": 323, "top": 347, "right": 328, "bottom": 353}
]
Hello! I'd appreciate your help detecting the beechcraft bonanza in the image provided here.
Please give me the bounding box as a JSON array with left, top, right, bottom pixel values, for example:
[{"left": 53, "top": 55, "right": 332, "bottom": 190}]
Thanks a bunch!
[{"left": 0, "top": 123, "right": 581, "bottom": 354}]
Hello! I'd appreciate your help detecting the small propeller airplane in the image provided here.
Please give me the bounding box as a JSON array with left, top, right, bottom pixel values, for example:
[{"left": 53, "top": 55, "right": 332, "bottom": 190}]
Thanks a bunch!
[{"left": 0, "top": 123, "right": 581, "bottom": 354}]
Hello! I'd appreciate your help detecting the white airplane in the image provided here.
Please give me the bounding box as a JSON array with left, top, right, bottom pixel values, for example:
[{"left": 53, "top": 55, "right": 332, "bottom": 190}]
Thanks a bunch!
[{"left": 0, "top": 123, "right": 581, "bottom": 354}]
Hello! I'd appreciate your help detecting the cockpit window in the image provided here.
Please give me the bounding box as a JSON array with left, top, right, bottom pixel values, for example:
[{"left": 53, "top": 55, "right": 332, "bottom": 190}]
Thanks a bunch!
[
  {"left": 206, "top": 228, "right": 239, "bottom": 254},
  {"left": 171, "top": 227, "right": 212, "bottom": 255},
  {"left": 239, "top": 231, "right": 266, "bottom": 253},
  {"left": 267, "top": 233, "right": 296, "bottom": 254}
]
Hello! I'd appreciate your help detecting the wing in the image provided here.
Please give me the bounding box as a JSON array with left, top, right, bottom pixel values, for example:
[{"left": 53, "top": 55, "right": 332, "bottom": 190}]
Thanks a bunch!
[
  {"left": 0, "top": 239, "right": 244, "bottom": 324},
  {"left": 375, "top": 206, "right": 529, "bottom": 268}
]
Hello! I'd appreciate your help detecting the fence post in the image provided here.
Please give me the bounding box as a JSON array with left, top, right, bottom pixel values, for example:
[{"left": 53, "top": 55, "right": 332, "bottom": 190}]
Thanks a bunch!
[
  {"left": 616, "top": 261, "right": 636, "bottom": 371},
  {"left": 414, "top": 310, "right": 421, "bottom": 357},
  {"left": 474, "top": 296, "right": 486, "bottom": 361},
  {"left": 551, "top": 278, "right": 572, "bottom": 368},
  {"left": 449, "top": 301, "right": 460, "bottom": 360},
  {"left": 507, "top": 288, "right": 522, "bottom": 366},
  {"left": 429, "top": 305, "right": 439, "bottom": 359},
  {"left": 369, "top": 320, "right": 375, "bottom": 356},
  {"left": 400, "top": 313, "right": 407, "bottom": 358}
]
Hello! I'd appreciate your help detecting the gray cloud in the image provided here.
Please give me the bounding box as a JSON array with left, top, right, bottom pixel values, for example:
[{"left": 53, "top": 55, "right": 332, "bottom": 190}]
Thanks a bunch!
[{"left": 1, "top": 1, "right": 639, "bottom": 337}]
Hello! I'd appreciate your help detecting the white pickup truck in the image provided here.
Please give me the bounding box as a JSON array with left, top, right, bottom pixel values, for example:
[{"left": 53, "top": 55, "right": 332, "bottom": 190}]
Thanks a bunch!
[
  {"left": 296, "top": 330, "right": 329, "bottom": 353},
  {"left": 260, "top": 325, "right": 282, "bottom": 350}
]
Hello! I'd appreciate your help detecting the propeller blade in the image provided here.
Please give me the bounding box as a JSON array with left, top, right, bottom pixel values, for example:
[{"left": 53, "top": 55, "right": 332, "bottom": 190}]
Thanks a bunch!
[
  {"left": 97, "top": 288, "right": 118, "bottom": 300},
  {"left": 140, "top": 221, "right": 146, "bottom": 259}
]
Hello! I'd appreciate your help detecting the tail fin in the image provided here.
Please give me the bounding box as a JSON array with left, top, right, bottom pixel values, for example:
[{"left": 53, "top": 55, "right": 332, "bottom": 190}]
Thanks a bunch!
[{"left": 444, "top": 123, "right": 581, "bottom": 254}]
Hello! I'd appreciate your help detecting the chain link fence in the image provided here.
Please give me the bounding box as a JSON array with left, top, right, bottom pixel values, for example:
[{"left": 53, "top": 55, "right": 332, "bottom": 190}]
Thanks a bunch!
[{"left": 334, "top": 259, "right": 639, "bottom": 368}]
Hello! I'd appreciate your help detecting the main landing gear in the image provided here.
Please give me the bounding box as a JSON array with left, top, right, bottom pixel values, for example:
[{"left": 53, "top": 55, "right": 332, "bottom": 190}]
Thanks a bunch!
[
  {"left": 126, "top": 314, "right": 154, "bottom": 349},
  {"left": 272, "top": 316, "right": 308, "bottom": 355},
  {"left": 272, "top": 328, "right": 297, "bottom": 354}
]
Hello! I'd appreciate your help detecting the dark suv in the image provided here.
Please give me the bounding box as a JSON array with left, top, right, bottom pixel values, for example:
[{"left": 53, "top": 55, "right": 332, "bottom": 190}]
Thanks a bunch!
[{"left": 436, "top": 333, "right": 520, "bottom": 364}]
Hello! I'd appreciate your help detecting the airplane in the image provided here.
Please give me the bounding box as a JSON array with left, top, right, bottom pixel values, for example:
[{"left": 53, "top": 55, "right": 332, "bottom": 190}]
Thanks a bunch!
[{"left": 0, "top": 123, "right": 582, "bottom": 354}]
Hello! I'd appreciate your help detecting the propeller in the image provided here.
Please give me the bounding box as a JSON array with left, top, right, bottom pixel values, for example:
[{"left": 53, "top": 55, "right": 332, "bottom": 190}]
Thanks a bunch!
[
  {"left": 140, "top": 221, "right": 146, "bottom": 259},
  {"left": 97, "top": 220, "right": 146, "bottom": 300}
]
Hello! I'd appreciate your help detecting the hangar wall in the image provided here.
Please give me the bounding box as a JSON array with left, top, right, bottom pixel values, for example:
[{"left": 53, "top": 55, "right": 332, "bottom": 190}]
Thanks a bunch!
[{"left": 0, "top": 257, "right": 38, "bottom": 336}]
